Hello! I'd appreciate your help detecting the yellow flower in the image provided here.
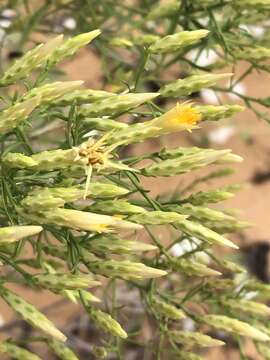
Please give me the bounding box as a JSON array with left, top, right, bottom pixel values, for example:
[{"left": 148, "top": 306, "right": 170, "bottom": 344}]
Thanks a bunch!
[{"left": 149, "top": 102, "right": 202, "bottom": 134}]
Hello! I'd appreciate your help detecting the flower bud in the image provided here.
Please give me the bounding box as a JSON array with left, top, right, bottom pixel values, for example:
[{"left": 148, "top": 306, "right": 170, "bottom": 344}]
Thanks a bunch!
[
  {"left": 54, "top": 89, "right": 116, "bottom": 106},
  {"left": 0, "top": 226, "right": 42, "bottom": 244},
  {"left": 151, "top": 297, "right": 186, "bottom": 319},
  {"left": 133, "top": 34, "right": 160, "bottom": 47},
  {"left": 0, "top": 35, "right": 63, "bottom": 85},
  {"left": 161, "top": 73, "right": 232, "bottom": 97},
  {"left": 257, "top": 342, "right": 270, "bottom": 360},
  {"left": 110, "top": 37, "right": 133, "bottom": 48},
  {"left": 0, "top": 342, "right": 41, "bottom": 360},
  {"left": 149, "top": 30, "right": 209, "bottom": 54},
  {"left": 22, "top": 81, "right": 83, "bottom": 105},
  {"left": 166, "top": 204, "right": 235, "bottom": 223},
  {"left": 196, "top": 104, "right": 244, "bottom": 121},
  {"left": 170, "top": 330, "right": 225, "bottom": 347},
  {"left": 28, "top": 208, "right": 142, "bottom": 233},
  {"left": 3, "top": 152, "right": 38, "bottom": 168},
  {"left": 175, "top": 350, "right": 203, "bottom": 360},
  {"left": 34, "top": 273, "right": 100, "bottom": 291},
  {"left": 87, "top": 235, "right": 156, "bottom": 255},
  {"left": 0, "top": 287, "right": 66, "bottom": 341},
  {"left": 130, "top": 210, "right": 187, "bottom": 225},
  {"left": 222, "top": 298, "right": 270, "bottom": 317},
  {"left": 142, "top": 149, "right": 231, "bottom": 177},
  {"left": 79, "top": 92, "right": 158, "bottom": 117},
  {"left": 81, "top": 117, "right": 128, "bottom": 131},
  {"left": 171, "top": 258, "right": 221, "bottom": 277},
  {"left": 86, "top": 306, "right": 127, "bottom": 338},
  {"left": 176, "top": 219, "right": 238, "bottom": 249},
  {"left": 0, "top": 96, "right": 40, "bottom": 134},
  {"left": 90, "top": 200, "right": 146, "bottom": 215},
  {"left": 86, "top": 258, "right": 167, "bottom": 280},
  {"left": 183, "top": 186, "right": 237, "bottom": 205},
  {"left": 219, "top": 259, "right": 246, "bottom": 274},
  {"left": 47, "top": 339, "right": 79, "bottom": 360},
  {"left": 147, "top": 0, "right": 180, "bottom": 20},
  {"left": 49, "top": 30, "right": 101, "bottom": 66},
  {"left": 202, "top": 314, "right": 270, "bottom": 341}
]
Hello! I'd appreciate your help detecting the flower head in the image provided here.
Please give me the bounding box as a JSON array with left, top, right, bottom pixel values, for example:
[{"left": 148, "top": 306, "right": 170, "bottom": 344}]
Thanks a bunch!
[{"left": 150, "top": 102, "right": 202, "bottom": 134}]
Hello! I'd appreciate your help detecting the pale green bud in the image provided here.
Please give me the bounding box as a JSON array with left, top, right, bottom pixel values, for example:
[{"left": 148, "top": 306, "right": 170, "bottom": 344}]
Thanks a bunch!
[
  {"left": 142, "top": 149, "right": 231, "bottom": 177},
  {"left": 147, "top": 0, "right": 181, "bottom": 20},
  {"left": 170, "top": 330, "right": 225, "bottom": 347},
  {"left": 3, "top": 152, "right": 38, "bottom": 168},
  {"left": 0, "top": 287, "right": 66, "bottom": 341},
  {"left": 78, "top": 290, "right": 100, "bottom": 303},
  {"left": 159, "top": 146, "right": 242, "bottom": 163},
  {"left": 21, "top": 184, "right": 129, "bottom": 211},
  {"left": 22, "top": 192, "right": 65, "bottom": 211},
  {"left": 245, "top": 280, "right": 270, "bottom": 294},
  {"left": 110, "top": 37, "right": 133, "bottom": 48},
  {"left": 0, "top": 35, "right": 63, "bottom": 86},
  {"left": 165, "top": 204, "right": 235, "bottom": 223},
  {"left": 49, "top": 30, "right": 101, "bottom": 66},
  {"left": 22, "top": 186, "right": 87, "bottom": 211},
  {"left": 22, "top": 81, "right": 83, "bottom": 105},
  {"left": 257, "top": 342, "right": 270, "bottom": 360},
  {"left": 79, "top": 92, "right": 158, "bottom": 117},
  {"left": 149, "top": 30, "right": 209, "bottom": 54},
  {"left": 81, "top": 117, "right": 128, "bottom": 131},
  {"left": 234, "top": 0, "right": 270, "bottom": 9},
  {"left": 219, "top": 259, "right": 246, "bottom": 273},
  {"left": 28, "top": 208, "right": 142, "bottom": 233},
  {"left": 54, "top": 89, "right": 116, "bottom": 106},
  {"left": 0, "top": 96, "right": 40, "bottom": 134},
  {"left": 90, "top": 200, "right": 146, "bottom": 215},
  {"left": 92, "top": 346, "right": 107, "bottom": 359},
  {"left": 0, "top": 342, "right": 41, "bottom": 360},
  {"left": 183, "top": 186, "right": 236, "bottom": 205},
  {"left": 235, "top": 46, "right": 270, "bottom": 62},
  {"left": 202, "top": 314, "right": 270, "bottom": 341},
  {"left": 133, "top": 34, "right": 160, "bottom": 47},
  {"left": 34, "top": 273, "right": 100, "bottom": 291},
  {"left": 203, "top": 219, "right": 250, "bottom": 234},
  {"left": 86, "top": 258, "right": 167, "bottom": 280},
  {"left": 89, "top": 182, "right": 129, "bottom": 197},
  {"left": 215, "top": 152, "right": 243, "bottom": 163},
  {"left": 87, "top": 235, "right": 156, "bottom": 255},
  {"left": 0, "top": 226, "right": 42, "bottom": 244},
  {"left": 205, "top": 279, "right": 235, "bottom": 290},
  {"left": 222, "top": 298, "right": 270, "bottom": 317},
  {"left": 47, "top": 339, "right": 79, "bottom": 360},
  {"left": 151, "top": 297, "right": 186, "bottom": 319},
  {"left": 106, "top": 122, "right": 162, "bottom": 145},
  {"left": 176, "top": 219, "right": 238, "bottom": 249},
  {"left": 175, "top": 350, "right": 203, "bottom": 360},
  {"left": 196, "top": 104, "right": 244, "bottom": 121},
  {"left": 86, "top": 306, "right": 127, "bottom": 338},
  {"left": 172, "top": 258, "right": 221, "bottom": 277},
  {"left": 130, "top": 210, "right": 187, "bottom": 225},
  {"left": 31, "top": 148, "right": 78, "bottom": 171},
  {"left": 160, "top": 73, "right": 232, "bottom": 97}
]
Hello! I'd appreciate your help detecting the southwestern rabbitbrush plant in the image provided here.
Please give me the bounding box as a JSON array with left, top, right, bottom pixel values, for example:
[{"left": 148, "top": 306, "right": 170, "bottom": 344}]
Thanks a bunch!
[{"left": 0, "top": 29, "right": 269, "bottom": 360}]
